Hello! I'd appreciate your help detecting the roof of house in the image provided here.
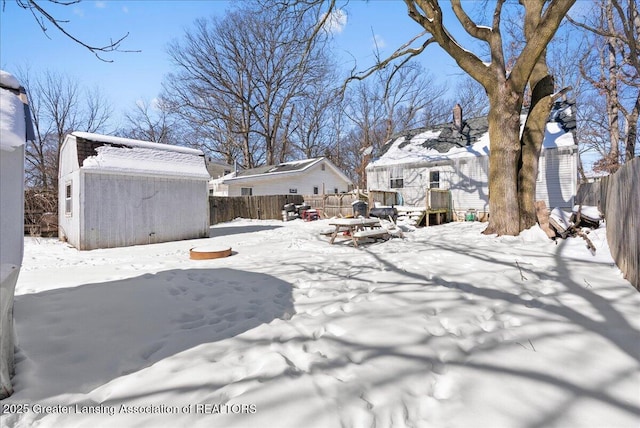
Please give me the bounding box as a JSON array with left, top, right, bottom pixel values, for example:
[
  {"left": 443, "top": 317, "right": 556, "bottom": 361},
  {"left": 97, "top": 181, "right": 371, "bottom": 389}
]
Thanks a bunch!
[
  {"left": 220, "top": 157, "right": 352, "bottom": 184},
  {"left": 69, "top": 132, "right": 209, "bottom": 179},
  {"left": 205, "top": 157, "right": 233, "bottom": 178},
  {"left": 368, "top": 99, "right": 577, "bottom": 168}
]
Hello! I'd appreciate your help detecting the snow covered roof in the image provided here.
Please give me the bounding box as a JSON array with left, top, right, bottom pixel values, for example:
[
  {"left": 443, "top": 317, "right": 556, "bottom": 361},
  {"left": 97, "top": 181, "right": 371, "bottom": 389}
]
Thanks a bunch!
[
  {"left": 368, "top": 100, "right": 577, "bottom": 168},
  {"left": 0, "top": 70, "right": 31, "bottom": 152},
  {"left": 221, "top": 157, "right": 352, "bottom": 184},
  {"left": 69, "top": 132, "right": 209, "bottom": 180}
]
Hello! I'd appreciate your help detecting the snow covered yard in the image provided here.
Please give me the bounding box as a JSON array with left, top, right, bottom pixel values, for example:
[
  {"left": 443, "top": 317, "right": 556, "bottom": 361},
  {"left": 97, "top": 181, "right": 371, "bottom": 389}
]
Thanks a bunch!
[{"left": 1, "top": 219, "right": 639, "bottom": 428}]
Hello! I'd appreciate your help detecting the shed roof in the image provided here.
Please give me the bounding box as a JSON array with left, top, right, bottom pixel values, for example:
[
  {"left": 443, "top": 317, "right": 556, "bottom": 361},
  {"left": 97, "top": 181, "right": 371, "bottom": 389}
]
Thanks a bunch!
[
  {"left": 369, "top": 99, "right": 577, "bottom": 169},
  {"left": 70, "top": 132, "right": 209, "bottom": 180}
]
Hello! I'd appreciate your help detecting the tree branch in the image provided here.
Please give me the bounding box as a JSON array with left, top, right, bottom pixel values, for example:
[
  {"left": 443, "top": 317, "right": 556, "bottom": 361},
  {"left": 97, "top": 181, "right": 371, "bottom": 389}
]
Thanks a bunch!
[
  {"left": 344, "top": 30, "right": 434, "bottom": 90},
  {"left": 15, "top": 0, "right": 139, "bottom": 62},
  {"left": 451, "top": 0, "right": 491, "bottom": 41},
  {"left": 510, "top": 0, "right": 576, "bottom": 90},
  {"left": 406, "top": 0, "right": 493, "bottom": 88}
]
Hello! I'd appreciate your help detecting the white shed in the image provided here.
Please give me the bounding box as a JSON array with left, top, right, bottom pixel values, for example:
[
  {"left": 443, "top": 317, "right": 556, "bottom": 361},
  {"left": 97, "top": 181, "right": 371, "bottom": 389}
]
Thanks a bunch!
[
  {"left": 211, "top": 157, "right": 352, "bottom": 196},
  {"left": 58, "top": 132, "right": 210, "bottom": 250},
  {"left": 1, "top": 70, "right": 31, "bottom": 398},
  {"left": 366, "top": 100, "right": 579, "bottom": 218}
]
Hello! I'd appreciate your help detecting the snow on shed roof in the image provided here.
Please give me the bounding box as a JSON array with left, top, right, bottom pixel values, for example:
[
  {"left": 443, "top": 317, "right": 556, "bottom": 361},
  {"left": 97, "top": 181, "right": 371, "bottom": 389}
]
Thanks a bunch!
[
  {"left": 369, "top": 99, "right": 576, "bottom": 168},
  {"left": 71, "top": 132, "right": 209, "bottom": 180},
  {"left": 1, "top": 70, "right": 29, "bottom": 151}
]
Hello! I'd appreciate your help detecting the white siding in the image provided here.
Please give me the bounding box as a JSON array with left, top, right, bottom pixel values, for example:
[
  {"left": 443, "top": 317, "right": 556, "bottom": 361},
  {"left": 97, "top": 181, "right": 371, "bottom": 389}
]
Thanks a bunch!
[
  {"left": 449, "top": 157, "right": 490, "bottom": 212},
  {"left": 536, "top": 148, "right": 577, "bottom": 209},
  {"left": 0, "top": 144, "right": 24, "bottom": 267},
  {"left": 80, "top": 172, "right": 209, "bottom": 250},
  {"left": 57, "top": 137, "right": 81, "bottom": 246},
  {"left": 58, "top": 170, "right": 81, "bottom": 246},
  {"left": 227, "top": 163, "right": 350, "bottom": 196},
  {"left": 367, "top": 148, "right": 575, "bottom": 215}
]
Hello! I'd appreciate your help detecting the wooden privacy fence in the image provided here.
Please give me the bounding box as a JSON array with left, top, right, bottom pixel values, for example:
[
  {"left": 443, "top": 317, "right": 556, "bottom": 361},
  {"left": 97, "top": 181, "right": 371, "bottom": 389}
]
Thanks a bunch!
[
  {"left": 209, "top": 195, "right": 304, "bottom": 225},
  {"left": 304, "top": 192, "right": 369, "bottom": 218},
  {"left": 576, "top": 158, "right": 639, "bottom": 291},
  {"left": 368, "top": 190, "right": 398, "bottom": 207}
]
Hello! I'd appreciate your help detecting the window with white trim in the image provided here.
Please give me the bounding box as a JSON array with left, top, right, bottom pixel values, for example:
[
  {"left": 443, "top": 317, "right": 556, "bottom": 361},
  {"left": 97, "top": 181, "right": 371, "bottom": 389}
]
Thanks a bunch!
[
  {"left": 429, "top": 171, "right": 440, "bottom": 189},
  {"left": 390, "top": 167, "right": 404, "bottom": 189},
  {"left": 241, "top": 187, "right": 253, "bottom": 196},
  {"left": 65, "top": 182, "right": 72, "bottom": 216}
]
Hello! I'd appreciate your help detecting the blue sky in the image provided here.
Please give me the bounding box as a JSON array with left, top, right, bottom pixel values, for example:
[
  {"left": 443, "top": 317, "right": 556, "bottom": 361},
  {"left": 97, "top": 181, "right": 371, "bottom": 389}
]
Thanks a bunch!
[{"left": 1, "top": 0, "right": 466, "bottom": 127}]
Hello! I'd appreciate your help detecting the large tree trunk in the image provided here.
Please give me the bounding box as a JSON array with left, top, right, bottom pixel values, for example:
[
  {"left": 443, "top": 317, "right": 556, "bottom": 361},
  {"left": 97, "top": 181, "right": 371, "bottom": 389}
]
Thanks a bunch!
[
  {"left": 518, "top": 0, "right": 556, "bottom": 232},
  {"left": 606, "top": 0, "right": 621, "bottom": 167},
  {"left": 484, "top": 88, "right": 523, "bottom": 236},
  {"left": 518, "top": 75, "right": 554, "bottom": 231}
]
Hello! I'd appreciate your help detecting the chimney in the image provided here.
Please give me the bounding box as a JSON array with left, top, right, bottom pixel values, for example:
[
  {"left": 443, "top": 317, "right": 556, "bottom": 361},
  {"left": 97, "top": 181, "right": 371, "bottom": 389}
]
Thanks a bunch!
[{"left": 453, "top": 103, "right": 463, "bottom": 131}]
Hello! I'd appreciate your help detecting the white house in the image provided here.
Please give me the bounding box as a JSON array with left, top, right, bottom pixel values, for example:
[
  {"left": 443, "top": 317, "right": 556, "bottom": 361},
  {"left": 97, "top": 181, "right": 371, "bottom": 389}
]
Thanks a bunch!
[
  {"left": 366, "top": 100, "right": 579, "bottom": 218},
  {"left": 205, "top": 157, "right": 233, "bottom": 180},
  {"left": 210, "top": 157, "right": 353, "bottom": 196},
  {"left": 58, "top": 132, "right": 210, "bottom": 250},
  {"left": 0, "top": 70, "right": 33, "bottom": 398}
]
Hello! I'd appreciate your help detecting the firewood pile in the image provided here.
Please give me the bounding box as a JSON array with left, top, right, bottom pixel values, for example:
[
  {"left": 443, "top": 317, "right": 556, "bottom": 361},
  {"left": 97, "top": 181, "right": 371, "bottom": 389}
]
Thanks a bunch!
[{"left": 535, "top": 201, "right": 603, "bottom": 253}]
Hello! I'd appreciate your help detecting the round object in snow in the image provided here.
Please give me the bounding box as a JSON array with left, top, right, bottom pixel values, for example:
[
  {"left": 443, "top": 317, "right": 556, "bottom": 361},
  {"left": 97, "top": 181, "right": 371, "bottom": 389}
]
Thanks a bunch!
[{"left": 190, "top": 246, "right": 232, "bottom": 260}]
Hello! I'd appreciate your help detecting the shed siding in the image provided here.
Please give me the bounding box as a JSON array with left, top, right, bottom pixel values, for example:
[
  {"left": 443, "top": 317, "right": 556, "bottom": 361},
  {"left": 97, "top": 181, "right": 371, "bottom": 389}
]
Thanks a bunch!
[
  {"left": 58, "top": 170, "right": 81, "bottom": 246},
  {"left": 58, "top": 138, "right": 81, "bottom": 246},
  {"left": 80, "top": 172, "right": 209, "bottom": 250}
]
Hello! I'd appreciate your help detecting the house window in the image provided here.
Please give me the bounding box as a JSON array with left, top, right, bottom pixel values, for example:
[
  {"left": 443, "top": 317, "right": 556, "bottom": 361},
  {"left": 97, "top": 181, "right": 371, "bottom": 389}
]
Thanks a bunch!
[
  {"left": 241, "top": 187, "right": 253, "bottom": 196},
  {"left": 321, "top": 164, "right": 325, "bottom": 171},
  {"left": 334, "top": 188, "right": 339, "bottom": 194},
  {"left": 289, "top": 188, "right": 298, "bottom": 194},
  {"left": 313, "top": 186, "right": 319, "bottom": 195},
  {"left": 429, "top": 171, "right": 440, "bottom": 189},
  {"left": 390, "top": 178, "right": 404, "bottom": 189},
  {"left": 390, "top": 167, "right": 403, "bottom": 188},
  {"left": 65, "top": 182, "right": 72, "bottom": 216}
]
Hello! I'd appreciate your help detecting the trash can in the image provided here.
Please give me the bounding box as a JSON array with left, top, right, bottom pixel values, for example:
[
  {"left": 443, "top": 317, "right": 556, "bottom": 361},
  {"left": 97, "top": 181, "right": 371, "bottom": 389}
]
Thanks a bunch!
[{"left": 352, "top": 201, "right": 368, "bottom": 217}]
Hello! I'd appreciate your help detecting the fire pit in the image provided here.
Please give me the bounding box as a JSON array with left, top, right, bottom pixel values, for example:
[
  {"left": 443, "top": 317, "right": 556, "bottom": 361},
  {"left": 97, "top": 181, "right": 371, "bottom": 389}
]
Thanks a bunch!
[{"left": 190, "top": 245, "right": 232, "bottom": 260}]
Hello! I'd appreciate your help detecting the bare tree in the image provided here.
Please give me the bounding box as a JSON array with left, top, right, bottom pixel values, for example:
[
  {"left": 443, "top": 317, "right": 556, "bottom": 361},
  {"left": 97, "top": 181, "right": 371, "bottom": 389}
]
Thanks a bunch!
[
  {"left": 342, "top": 79, "right": 387, "bottom": 188},
  {"left": 568, "top": 0, "right": 639, "bottom": 173},
  {"left": 18, "top": 68, "right": 112, "bottom": 190},
  {"left": 162, "top": 1, "right": 335, "bottom": 168},
  {"left": 302, "top": 0, "right": 575, "bottom": 234},
  {"left": 290, "top": 82, "right": 342, "bottom": 159},
  {"left": 451, "top": 76, "right": 490, "bottom": 120},
  {"left": 401, "top": 1, "right": 576, "bottom": 235},
  {"left": 342, "top": 61, "right": 449, "bottom": 187},
  {"left": 6, "top": 0, "right": 135, "bottom": 61},
  {"left": 118, "top": 99, "right": 176, "bottom": 144}
]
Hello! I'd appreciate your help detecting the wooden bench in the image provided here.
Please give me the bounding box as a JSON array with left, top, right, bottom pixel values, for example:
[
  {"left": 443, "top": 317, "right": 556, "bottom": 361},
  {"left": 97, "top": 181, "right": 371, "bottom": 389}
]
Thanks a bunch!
[
  {"left": 352, "top": 228, "right": 389, "bottom": 246},
  {"left": 320, "top": 226, "right": 350, "bottom": 236}
]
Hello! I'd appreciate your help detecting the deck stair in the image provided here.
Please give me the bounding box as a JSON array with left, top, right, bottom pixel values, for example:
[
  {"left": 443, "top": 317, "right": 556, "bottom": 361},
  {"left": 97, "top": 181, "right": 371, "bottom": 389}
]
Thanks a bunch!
[{"left": 396, "top": 206, "right": 427, "bottom": 226}]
